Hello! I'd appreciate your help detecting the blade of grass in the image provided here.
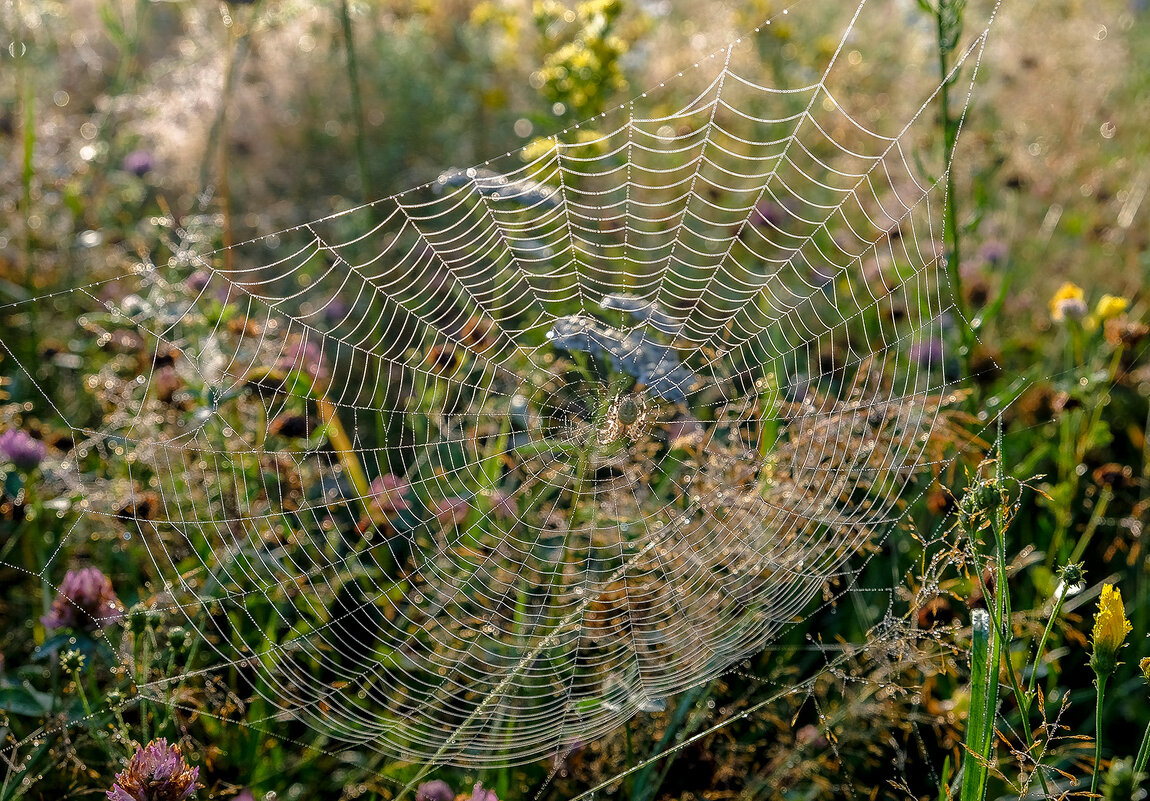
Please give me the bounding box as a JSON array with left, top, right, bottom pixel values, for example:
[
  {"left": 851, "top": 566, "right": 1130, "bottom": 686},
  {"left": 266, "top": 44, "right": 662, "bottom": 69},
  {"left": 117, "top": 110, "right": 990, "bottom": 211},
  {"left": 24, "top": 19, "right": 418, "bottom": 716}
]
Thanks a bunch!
[
  {"left": 959, "top": 608, "right": 996, "bottom": 801},
  {"left": 631, "top": 683, "right": 709, "bottom": 801}
]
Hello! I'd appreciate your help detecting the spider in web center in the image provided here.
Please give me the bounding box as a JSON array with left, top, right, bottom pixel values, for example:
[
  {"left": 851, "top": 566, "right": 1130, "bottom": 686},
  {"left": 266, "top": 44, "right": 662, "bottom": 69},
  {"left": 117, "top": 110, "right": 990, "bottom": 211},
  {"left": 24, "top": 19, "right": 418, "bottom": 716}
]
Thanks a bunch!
[{"left": 597, "top": 392, "right": 650, "bottom": 446}]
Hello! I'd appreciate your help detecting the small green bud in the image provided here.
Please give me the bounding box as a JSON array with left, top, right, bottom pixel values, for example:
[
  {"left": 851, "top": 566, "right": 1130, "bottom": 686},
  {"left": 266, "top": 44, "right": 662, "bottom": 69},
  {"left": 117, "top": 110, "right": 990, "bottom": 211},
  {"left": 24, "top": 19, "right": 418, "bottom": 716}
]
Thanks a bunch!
[
  {"left": 1056, "top": 562, "right": 1085, "bottom": 596},
  {"left": 955, "top": 473, "right": 1008, "bottom": 537},
  {"left": 167, "top": 626, "right": 189, "bottom": 654},
  {"left": 60, "top": 649, "right": 85, "bottom": 673},
  {"left": 106, "top": 689, "right": 123, "bottom": 707},
  {"left": 129, "top": 605, "right": 149, "bottom": 635}
]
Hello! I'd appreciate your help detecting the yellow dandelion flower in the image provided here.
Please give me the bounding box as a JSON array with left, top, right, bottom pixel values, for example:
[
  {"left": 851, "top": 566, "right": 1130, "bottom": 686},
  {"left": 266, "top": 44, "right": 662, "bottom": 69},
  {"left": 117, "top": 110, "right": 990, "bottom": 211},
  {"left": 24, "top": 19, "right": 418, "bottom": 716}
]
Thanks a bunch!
[
  {"left": 1090, "top": 583, "right": 1132, "bottom": 676},
  {"left": 1050, "top": 282, "right": 1088, "bottom": 322},
  {"left": 1140, "top": 656, "right": 1150, "bottom": 683},
  {"left": 1095, "top": 294, "right": 1129, "bottom": 321}
]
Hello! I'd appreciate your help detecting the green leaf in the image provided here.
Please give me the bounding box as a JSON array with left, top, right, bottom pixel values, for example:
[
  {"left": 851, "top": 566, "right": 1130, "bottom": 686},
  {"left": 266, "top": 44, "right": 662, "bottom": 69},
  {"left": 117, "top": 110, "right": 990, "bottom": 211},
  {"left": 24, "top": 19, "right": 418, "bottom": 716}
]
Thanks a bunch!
[
  {"left": 573, "top": 697, "right": 602, "bottom": 714},
  {"left": 0, "top": 684, "right": 53, "bottom": 717},
  {"left": 3, "top": 469, "right": 24, "bottom": 499}
]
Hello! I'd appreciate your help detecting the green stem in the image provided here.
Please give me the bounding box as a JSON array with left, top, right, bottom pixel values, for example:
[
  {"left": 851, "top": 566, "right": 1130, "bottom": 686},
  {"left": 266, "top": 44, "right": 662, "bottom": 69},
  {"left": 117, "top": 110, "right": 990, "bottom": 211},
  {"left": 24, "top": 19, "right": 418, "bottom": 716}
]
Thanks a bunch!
[
  {"left": 624, "top": 723, "right": 635, "bottom": 800},
  {"left": 136, "top": 627, "right": 153, "bottom": 743},
  {"left": 198, "top": 8, "right": 253, "bottom": 260},
  {"left": 936, "top": 3, "right": 972, "bottom": 375},
  {"left": 73, "top": 668, "right": 117, "bottom": 761},
  {"left": 632, "top": 684, "right": 708, "bottom": 801},
  {"left": 1026, "top": 585, "right": 1068, "bottom": 699},
  {"left": 112, "top": 697, "right": 133, "bottom": 752},
  {"left": 984, "top": 511, "right": 1053, "bottom": 797},
  {"left": 1091, "top": 673, "right": 1108, "bottom": 796},
  {"left": 339, "top": 0, "right": 371, "bottom": 201},
  {"left": 18, "top": 5, "right": 35, "bottom": 292},
  {"left": 1135, "top": 717, "right": 1150, "bottom": 778},
  {"left": 1068, "top": 487, "right": 1113, "bottom": 565}
]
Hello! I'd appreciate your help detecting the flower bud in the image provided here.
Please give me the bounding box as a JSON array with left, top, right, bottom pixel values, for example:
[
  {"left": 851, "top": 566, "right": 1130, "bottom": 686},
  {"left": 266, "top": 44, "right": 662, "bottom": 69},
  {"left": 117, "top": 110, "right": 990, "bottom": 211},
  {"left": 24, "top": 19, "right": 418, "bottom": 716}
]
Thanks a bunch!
[
  {"left": 0, "top": 429, "right": 46, "bottom": 471},
  {"left": 129, "top": 605, "right": 150, "bottom": 635},
  {"left": 1050, "top": 281, "right": 1087, "bottom": 323},
  {"left": 107, "top": 738, "right": 198, "bottom": 801},
  {"left": 1055, "top": 562, "right": 1085, "bottom": 600},
  {"left": 60, "top": 649, "right": 85, "bottom": 673},
  {"left": 1095, "top": 294, "right": 1128, "bottom": 321},
  {"left": 1090, "top": 584, "right": 1132, "bottom": 677},
  {"left": 167, "top": 626, "right": 189, "bottom": 654}
]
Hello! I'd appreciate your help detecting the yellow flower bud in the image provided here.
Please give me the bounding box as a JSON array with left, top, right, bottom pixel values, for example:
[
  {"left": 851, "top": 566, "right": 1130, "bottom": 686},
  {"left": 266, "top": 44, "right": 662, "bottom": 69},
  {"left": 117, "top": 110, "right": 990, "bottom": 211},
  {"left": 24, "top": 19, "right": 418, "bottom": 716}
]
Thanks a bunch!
[
  {"left": 1140, "top": 656, "right": 1150, "bottom": 683},
  {"left": 1050, "top": 281, "right": 1087, "bottom": 322},
  {"left": 1090, "top": 584, "right": 1132, "bottom": 676},
  {"left": 1095, "top": 294, "right": 1129, "bottom": 321}
]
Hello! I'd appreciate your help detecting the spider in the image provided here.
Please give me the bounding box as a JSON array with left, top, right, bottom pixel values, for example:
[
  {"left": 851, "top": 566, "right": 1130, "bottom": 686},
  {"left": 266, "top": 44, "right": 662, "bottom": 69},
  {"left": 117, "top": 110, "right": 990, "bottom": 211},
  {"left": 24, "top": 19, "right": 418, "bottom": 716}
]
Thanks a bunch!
[{"left": 598, "top": 392, "right": 650, "bottom": 445}]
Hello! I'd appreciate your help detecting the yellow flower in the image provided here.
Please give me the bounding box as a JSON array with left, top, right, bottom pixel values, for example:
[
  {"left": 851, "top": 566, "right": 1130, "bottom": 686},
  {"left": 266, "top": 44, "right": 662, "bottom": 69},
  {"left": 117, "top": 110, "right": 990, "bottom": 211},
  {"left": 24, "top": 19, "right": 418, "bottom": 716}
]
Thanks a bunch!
[
  {"left": 1090, "top": 583, "right": 1132, "bottom": 676},
  {"left": 1141, "top": 656, "right": 1150, "bottom": 683},
  {"left": 1095, "top": 294, "right": 1129, "bottom": 321},
  {"left": 1050, "top": 282, "right": 1088, "bottom": 322}
]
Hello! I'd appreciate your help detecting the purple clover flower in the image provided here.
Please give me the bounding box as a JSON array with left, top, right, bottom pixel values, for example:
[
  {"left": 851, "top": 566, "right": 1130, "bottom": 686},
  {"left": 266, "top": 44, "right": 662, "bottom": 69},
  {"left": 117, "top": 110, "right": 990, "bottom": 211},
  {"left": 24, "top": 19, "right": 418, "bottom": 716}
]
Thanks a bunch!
[
  {"left": 42, "top": 567, "right": 124, "bottom": 632},
  {"left": 276, "top": 337, "right": 329, "bottom": 385},
  {"left": 979, "top": 240, "right": 1008, "bottom": 265},
  {"left": 469, "top": 782, "right": 498, "bottom": 801},
  {"left": 0, "top": 429, "right": 46, "bottom": 470},
  {"left": 323, "top": 299, "right": 349, "bottom": 325},
  {"left": 368, "top": 474, "right": 410, "bottom": 515},
  {"left": 121, "top": 150, "right": 154, "bottom": 178},
  {"left": 185, "top": 270, "right": 212, "bottom": 294},
  {"left": 430, "top": 496, "right": 470, "bottom": 527},
  {"left": 107, "top": 738, "right": 198, "bottom": 801},
  {"left": 415, "top": 780, "right": 454, "bottom": 801},
  {"left": 908, "top": 338, "right": 945, "bottom": 367},
  {"left": 487, "top": 490, "right": 517, "bottom": 521},
  {"left": 751, "top": 200, "right": 786, "bottom": 229}
]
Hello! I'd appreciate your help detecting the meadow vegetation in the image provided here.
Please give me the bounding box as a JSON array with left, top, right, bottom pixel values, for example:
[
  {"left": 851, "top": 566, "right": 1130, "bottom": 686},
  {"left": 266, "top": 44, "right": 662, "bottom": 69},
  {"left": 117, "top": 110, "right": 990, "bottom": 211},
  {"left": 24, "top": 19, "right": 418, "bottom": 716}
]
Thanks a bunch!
[{"left": 1, "top": 1, "right": 1149, "bottom": 799}]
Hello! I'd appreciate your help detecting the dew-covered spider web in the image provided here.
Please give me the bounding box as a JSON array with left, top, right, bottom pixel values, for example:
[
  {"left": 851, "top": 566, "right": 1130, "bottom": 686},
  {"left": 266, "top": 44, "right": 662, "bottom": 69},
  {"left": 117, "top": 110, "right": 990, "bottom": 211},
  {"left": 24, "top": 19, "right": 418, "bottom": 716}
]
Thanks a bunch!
[{"left": 3, "top": 0, "right": 1001, "bottom": 773}]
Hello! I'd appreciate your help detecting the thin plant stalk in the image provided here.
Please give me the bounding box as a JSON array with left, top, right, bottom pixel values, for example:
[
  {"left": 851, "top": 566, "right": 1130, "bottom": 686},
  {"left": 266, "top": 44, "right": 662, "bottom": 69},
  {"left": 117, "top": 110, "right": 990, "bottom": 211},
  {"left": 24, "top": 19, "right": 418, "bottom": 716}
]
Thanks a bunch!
[
  {"left": 960, "top": 439, "right": 1050, "bottom": 797},
  {"left": 976, "top": 447, "right": 1054, "bottom": 795},
  {"left": 71, "top": 664, "right": 118, "bottom": 762},
  {"left": 1091, "top": 674, "right": 1108, "bottom": 796},
  {"left": 1134, "top": 719, "right": 1150, "bottom": 778},
  {"left": 1068, "top": 486, "right": 1113, "bottom": 564},
  {"left": 631, "top": 684, "right": 709, "bottom": 801},
  {"left": 339, "top": 0, "right": 372, "bottom": 201},
  {"left": 15, "top": 0, "right": 38, "bottom": 334},
  {"left": 198, "top": 5, "right": 256, "bottom": 263},
  {"left": 1025, "top": 584, "right": 1069, "bottom": 700},
  {"left": 986, "top": 516, "right": 1053, "bottom": 797},
  {"left": 933, "top": 0, "right": 974, "bottom": 373}
]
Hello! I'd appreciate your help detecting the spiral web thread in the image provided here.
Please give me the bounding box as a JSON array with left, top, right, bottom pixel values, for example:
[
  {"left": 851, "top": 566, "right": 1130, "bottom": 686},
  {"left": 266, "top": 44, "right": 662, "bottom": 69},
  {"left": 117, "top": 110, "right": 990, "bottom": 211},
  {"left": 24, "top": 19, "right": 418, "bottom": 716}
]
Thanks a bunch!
[{"left": 2, "top": 0, "right": 999, "bottom": 772}]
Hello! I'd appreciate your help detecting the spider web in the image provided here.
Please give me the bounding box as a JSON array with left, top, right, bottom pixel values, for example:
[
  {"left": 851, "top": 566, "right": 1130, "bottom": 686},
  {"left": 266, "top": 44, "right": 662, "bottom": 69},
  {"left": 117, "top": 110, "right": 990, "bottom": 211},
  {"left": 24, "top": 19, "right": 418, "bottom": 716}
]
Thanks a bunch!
[{"left": 3, "top": 0, "right": 1000, "bottom": 773}]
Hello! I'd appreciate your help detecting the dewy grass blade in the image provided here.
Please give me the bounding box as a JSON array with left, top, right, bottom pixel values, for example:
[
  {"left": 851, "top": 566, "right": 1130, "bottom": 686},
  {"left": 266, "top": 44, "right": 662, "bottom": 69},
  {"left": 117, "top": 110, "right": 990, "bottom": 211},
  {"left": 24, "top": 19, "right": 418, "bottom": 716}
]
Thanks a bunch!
[{"left": 959, "top": 608, "right": 996, "bottom": 801}]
